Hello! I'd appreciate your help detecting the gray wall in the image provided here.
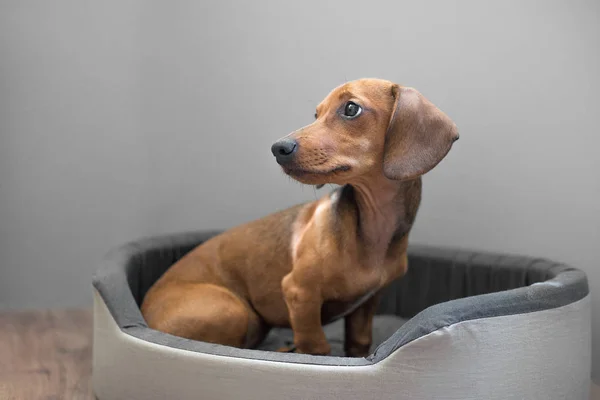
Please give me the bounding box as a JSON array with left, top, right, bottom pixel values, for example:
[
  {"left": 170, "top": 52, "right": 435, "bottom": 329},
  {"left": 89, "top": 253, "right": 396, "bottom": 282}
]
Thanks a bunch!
[{"left": 1, "top": 0, "right": 598, "bottom": 380}]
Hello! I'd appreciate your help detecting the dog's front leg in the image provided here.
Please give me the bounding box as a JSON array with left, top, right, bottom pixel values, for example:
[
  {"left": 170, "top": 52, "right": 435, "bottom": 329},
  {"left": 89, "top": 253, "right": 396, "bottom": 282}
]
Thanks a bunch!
[
  {"left": 281, "top": 273, "right": 331, "bottom": 355},
  {"left": 344, "top": 291, "right": 382, "bottom": 357}
]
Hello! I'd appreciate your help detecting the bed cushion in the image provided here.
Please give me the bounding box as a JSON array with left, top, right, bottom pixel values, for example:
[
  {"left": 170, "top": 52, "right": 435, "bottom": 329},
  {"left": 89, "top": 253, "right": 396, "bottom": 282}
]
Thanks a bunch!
[{"left": 258, "top": 315, "right": 407, "bottom": 356}]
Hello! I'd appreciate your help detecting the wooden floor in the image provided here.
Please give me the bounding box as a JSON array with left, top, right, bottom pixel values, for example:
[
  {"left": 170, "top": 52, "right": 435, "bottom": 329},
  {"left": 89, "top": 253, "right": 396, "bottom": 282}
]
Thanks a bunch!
[
  {"left": 0, "top": 308, "right": 597, "bottom": 400},
  {"left": 0, "top": 309, "right": 93, "bottom": 400},
  {"left": 592, "top": 381, "right": 600, "bottom": 400}
]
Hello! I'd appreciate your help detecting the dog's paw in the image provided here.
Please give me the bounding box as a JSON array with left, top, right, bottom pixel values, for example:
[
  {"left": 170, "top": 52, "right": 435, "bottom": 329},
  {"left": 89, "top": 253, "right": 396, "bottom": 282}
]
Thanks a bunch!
[{"left": 276, "top": 346, "right": 297, "bottom": 353}]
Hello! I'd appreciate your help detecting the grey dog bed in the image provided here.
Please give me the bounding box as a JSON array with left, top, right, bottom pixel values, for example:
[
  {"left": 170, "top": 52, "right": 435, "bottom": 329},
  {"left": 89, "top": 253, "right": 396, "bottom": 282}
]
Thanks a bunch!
[{"left": 92, "top": 230, "right": 591, "bottom": 399}]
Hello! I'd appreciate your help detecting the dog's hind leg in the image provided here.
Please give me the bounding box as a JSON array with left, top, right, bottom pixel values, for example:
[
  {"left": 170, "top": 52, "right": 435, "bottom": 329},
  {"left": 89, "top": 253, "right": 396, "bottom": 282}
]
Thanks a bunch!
[{"left": 142, "top": 282, "right": 267, "bottom": 348}]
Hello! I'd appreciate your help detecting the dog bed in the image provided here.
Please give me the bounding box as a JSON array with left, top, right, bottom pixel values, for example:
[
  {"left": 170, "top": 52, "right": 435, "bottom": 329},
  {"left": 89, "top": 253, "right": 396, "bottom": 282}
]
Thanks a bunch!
[{"left": 92, "top": 231, "right": 591, "bottom": 400}]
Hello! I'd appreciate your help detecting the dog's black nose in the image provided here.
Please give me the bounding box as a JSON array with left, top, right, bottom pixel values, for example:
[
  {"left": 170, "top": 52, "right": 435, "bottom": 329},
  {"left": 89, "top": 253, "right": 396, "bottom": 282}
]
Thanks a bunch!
[{"left": 271, "top": 138, "right": 298, "bottom": 165}]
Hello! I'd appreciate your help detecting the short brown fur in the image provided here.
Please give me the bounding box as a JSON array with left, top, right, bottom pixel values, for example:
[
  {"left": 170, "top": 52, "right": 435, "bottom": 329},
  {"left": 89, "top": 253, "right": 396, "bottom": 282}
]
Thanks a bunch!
[{"left": 141, "top": 78, "right": 458, "bottom": 356}]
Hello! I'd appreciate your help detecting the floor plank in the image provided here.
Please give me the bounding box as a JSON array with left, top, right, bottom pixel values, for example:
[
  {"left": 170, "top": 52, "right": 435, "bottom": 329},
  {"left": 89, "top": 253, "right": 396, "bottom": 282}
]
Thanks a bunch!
[
  {"left": 591, "top": 382, "right": 600, "bottom": 400},
  {"left": 0, "top": 309, "right": 93, "bottom": 400}
]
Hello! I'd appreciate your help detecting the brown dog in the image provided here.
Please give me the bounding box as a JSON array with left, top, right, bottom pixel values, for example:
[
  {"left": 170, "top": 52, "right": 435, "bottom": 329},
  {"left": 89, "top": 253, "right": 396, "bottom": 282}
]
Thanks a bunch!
[{"left": 141, "top": 78, "right": 458, "bottom": 357}]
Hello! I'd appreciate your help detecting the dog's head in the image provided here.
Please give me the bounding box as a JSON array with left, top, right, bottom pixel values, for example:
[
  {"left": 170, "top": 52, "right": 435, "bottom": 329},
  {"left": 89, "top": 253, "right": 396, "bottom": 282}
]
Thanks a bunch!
[{"left": 271, "top": 78, "right": 458, "bottom": 186}]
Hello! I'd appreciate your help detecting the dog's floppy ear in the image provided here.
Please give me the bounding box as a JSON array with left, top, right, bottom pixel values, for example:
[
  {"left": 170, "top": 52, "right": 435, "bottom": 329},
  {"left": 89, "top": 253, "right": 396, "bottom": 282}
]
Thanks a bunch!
[{"left": 383, "top": 85, "right": 459, "bottom": 181}]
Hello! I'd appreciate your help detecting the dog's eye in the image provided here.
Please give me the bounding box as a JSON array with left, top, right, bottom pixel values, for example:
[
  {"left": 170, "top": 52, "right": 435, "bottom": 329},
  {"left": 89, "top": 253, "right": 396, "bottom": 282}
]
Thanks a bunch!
[{"left": 342, "top": 101, "right": 362, "bottom": 119}]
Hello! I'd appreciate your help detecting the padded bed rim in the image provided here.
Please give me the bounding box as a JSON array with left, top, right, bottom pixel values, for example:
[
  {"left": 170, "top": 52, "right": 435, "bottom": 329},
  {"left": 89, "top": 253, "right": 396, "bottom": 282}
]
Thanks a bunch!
[{"left": 92, "top": 230, "right": 588, "bottom": 366}]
